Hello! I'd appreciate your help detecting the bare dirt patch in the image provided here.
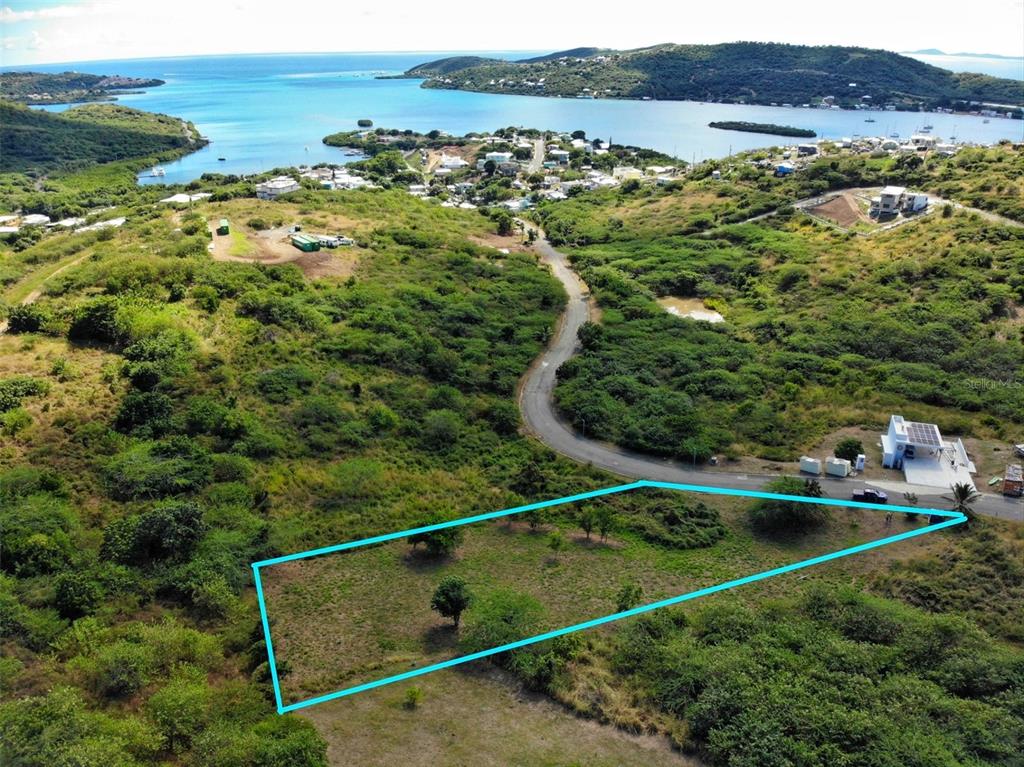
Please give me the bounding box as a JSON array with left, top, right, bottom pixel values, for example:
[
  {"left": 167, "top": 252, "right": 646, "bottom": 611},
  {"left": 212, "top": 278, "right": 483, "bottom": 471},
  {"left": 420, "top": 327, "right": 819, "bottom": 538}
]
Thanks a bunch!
[{"left": 806, "top": 193, "right": 866, "bottom": 228}]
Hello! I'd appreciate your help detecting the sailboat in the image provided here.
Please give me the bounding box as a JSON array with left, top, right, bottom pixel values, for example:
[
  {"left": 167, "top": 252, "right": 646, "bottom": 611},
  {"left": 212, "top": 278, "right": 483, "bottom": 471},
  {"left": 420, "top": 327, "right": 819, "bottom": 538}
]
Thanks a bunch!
[
  {"left": 864, "top": 117, "right": 876, "bottom": 123},
  {"left": 151, "top": 166, "right": 166, "bottom": 177}
]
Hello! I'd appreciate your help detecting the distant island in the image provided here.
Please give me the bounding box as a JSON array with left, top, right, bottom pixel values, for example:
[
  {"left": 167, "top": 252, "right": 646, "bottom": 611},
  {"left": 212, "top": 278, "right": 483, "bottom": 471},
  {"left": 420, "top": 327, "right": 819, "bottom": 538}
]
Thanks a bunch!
[
  {"left": 904, "top": 48, "right": 1024, "bottom": 60},
  {"left": 402, "top": 42, "right": 1024, "bottom": 112},
  {"left": 709, "top": 121, "right": 816, "bottom": 138},
  {"left": 0, "top": 71, "right": 165, "bottom": 105}
]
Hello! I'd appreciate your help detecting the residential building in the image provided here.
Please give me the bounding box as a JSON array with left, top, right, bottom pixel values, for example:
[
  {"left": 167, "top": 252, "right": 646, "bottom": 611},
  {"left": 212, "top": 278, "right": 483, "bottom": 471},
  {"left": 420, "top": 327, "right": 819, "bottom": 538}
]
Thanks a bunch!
[
  {"left": 256, "top": 176, "right": 300, "bottom": 200},
  {"left": 870, "top": 185, "right": 906, "bottom": 216},
  {"left": 439, "top": 154, "right": 469, "bottom": 169},
  {"left": 881, "top": 415, "right": 976, "bottom": 490}
]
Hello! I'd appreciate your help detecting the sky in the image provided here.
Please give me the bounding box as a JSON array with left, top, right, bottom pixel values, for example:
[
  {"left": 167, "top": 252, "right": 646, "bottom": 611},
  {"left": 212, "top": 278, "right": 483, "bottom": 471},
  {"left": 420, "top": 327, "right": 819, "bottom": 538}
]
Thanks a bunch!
[{"left": 1, "top": 0, "right": 1023, "bottom": 66}]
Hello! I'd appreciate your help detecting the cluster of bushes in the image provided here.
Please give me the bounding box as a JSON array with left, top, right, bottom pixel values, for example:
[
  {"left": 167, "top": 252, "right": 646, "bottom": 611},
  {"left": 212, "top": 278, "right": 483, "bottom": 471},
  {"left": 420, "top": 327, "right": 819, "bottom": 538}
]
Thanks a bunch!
[{"left": 611, "top": 586, "right": 1023, "bottom": 764}]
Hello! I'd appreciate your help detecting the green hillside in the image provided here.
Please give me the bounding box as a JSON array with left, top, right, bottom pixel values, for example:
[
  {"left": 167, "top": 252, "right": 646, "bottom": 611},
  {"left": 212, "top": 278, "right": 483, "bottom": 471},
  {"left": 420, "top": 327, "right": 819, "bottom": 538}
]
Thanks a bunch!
[
  {"left": 0, "top": 102, "right": 206, "bottom": 175},
  {"left": 408, "top": 42, "right": 1024, "bottom": 110}
]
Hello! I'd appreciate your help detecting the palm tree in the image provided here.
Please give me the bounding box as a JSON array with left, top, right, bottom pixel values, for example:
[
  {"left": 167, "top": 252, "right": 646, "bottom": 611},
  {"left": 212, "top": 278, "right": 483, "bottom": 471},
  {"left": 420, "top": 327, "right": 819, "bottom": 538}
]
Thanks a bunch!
[{"left": 950, "top": 482, "right": 981, "bottom": 523}]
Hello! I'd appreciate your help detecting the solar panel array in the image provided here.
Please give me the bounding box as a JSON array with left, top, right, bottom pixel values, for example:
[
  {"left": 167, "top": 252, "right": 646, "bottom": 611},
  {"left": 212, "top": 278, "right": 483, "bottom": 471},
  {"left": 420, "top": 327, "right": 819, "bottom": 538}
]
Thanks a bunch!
[{"left": 907, "top": 421, "right": 941, "bottom": 447}]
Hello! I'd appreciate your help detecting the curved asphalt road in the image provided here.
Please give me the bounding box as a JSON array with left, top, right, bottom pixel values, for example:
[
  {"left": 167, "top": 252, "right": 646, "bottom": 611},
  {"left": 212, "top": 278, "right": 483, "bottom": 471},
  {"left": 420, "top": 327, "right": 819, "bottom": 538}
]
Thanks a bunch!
[{"left": 517, "top": 233, "right": 1023, "bottom": 523}]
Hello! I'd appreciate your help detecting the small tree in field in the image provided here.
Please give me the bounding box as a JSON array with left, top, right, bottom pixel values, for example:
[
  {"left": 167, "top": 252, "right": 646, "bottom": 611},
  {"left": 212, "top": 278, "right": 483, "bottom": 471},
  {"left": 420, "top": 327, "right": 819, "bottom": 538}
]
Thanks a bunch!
[
  {"left": 547, "top": 530, "right": 566, "bottom": 561},
  {"left": 594, "top": 506, "right": 616, "bottom": 541},
  {"left": 748, "top": 476, "right": 829, "bottom": 535},
  {"left": 431, "top": 576, "right": 472, "bottom": 628},
  {"left": 615, "top": 581, "right": 643, "bottom": 612},
  {"left": 409, "top": 514, "right": 464, "bottom": 558},
  {"left": 578, "top": 507, "right": 596, "bottom": 540}
]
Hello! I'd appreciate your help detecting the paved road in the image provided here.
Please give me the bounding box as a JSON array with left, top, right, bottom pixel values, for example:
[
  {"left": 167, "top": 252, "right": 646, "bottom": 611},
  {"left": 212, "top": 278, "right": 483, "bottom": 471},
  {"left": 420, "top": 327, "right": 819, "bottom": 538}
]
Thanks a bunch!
[
  {"left": 517, "top": 233, "right": 1023, "bottom": 523},
  {"left": 527, "top": 137, "right": 545, "bottom": 173}
]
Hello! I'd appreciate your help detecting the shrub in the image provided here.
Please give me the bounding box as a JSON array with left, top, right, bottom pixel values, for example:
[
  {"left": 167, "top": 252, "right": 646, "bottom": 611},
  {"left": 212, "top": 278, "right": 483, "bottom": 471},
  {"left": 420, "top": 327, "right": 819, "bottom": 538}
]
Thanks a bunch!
[
  {"left": 834, "top": 437, "right": 864, "bottom": 463},
  {"left": 104, "top": 438, "right": 213, "bottom": 500},
  {"left": 5, "top": 304, "right": 48, "bottom": 334},
  {"left": 420, "top": 409, "right": 461, "bottom": 450},
  {"left": 114, "top": 390, "right": 173, "bottom": 435},
  {"left": 748, "top": 476, "right": 829, "bottom": 533},
  {"left": 0, "top": 377, "right": 48, "bottom": 413},
  {"left": 146, "top": 667, "right": 213, "bottom": 752},
  {"left": 53, "top": 572, "right": 103, "bottom": 619}
]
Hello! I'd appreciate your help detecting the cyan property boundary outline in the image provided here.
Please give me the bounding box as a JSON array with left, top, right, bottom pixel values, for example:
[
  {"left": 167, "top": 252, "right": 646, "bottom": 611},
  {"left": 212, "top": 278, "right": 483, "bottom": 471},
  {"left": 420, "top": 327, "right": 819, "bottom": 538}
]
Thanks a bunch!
[{"left": 252, "top": 479, "right": 967, "bottom": 714}]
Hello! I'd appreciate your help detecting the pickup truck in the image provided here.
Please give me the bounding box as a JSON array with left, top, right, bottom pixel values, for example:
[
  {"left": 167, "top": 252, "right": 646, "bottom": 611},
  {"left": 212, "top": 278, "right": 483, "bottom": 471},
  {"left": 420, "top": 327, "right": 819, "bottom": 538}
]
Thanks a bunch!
[{"left": 852, "top": 489, "right": 888, "bottom": 505}]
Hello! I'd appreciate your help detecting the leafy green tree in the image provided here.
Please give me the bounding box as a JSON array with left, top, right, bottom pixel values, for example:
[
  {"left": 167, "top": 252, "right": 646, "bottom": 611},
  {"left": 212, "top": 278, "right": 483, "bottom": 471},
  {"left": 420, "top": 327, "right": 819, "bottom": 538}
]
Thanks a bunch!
[
  {"left": 408, "top": 515, "right": 464, "bottom": 558},
  {"left": 595, "top": 505, "right": 616, "bottom": 541},
  {"left": 578, "top": 506, "right": 596, "bottom": 539},
  {"left": 834, "top": 438, "right": 864, "bottom": 463},
  {"left": 430, "top": 576, "right": 472, "bottom": 627},
  {"left": 547, "top": 530, "right": 566, "bottom": 559},
  {"left": 749, "top": 476, "right": 829, "bottom": 534}
]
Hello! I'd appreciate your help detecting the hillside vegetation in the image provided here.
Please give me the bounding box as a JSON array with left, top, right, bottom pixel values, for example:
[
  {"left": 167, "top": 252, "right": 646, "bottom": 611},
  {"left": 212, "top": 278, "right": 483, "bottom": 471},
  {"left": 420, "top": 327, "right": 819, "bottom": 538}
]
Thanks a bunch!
[
  {"left": 1, "top": 114, "right": 1022, "bottom": 767},
  {"left": 409, "top": 42, "right": 1024, "bottom": 110},
  {"left": 0, "top": 102, "right": 205, "bottom": 175},
  {"left": 538, "top": 145, "right": 1024, "bottom": 462}
]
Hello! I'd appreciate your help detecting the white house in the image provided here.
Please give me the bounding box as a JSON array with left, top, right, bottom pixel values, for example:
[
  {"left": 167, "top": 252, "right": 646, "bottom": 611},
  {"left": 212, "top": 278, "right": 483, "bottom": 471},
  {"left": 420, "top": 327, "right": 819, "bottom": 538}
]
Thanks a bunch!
[
  {"left": 870, "top": 185, "right": 906, "bottom": 216},
  {"left": 440, "top": 154, "right": 469, "bottom": 169},
  {"left": 612, "top": 166, "right": 643, "bottom": 180},
  {"left": 549, "top": 149, "right": 571, "bottom": 164},
  {"left": 255, "top": 176, "right": 300, "bottom": 200},
  {"left": 881, "top": 415, "right": 976, "bottom": 490}
]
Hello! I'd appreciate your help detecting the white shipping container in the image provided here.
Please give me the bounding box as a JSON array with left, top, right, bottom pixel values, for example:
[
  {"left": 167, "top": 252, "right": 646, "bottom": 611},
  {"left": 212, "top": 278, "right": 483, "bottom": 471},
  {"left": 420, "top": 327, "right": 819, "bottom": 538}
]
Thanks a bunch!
[
  {"left": 800, "top": 456, "right": 822, "bottom": 475},
  {"left": 825, "top": 457, "right": 852, "bottom": 478}
]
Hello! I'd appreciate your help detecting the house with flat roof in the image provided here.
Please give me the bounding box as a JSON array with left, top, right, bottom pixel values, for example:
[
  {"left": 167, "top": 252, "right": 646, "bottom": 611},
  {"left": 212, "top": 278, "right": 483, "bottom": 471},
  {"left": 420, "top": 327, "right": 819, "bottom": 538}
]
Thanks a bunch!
[
  {"left": 881, "top": 415, "right": 976, "bottom": 490},
  {"left": 870, "top": 186, "right": 906, "bottom": 216},
  {"left": 256, "top": 176, "right": 300, "bottom": 200}
]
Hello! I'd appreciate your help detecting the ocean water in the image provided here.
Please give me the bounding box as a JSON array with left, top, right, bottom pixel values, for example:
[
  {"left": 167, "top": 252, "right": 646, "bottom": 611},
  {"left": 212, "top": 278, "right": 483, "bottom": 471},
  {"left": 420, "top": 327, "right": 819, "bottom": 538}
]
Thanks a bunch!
[
  {"left": 16, "top": 52, "right": 1024, "bottom": 185},
  {"left": 905, "top": 52, "right": 1024, "bottom": 81}
]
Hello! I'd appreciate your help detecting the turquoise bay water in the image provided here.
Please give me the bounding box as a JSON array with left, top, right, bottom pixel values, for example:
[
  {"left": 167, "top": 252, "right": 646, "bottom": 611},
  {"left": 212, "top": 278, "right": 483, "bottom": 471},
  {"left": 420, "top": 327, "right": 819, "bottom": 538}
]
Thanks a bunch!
[{"left": 19, "top": 52, "right": 1024, "bottom": 185}]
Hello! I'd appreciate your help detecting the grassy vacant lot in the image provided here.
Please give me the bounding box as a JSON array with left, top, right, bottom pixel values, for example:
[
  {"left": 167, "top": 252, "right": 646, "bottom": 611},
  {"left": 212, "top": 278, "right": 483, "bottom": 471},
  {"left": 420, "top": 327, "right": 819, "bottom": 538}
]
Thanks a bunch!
[{"left": 262, "top": 489, "right": 953, "bottom": 706}]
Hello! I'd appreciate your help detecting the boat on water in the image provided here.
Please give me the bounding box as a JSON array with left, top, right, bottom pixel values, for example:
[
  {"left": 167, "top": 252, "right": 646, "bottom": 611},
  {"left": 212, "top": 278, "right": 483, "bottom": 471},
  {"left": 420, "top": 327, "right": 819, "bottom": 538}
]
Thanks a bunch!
[
  {"left": 923, "top": 123, "right": 934, "bottom": 130},
  {"left": 983, "top": 118, "right": 990, "bottom": 123},
  {"left": 889, "top": 132, "right": 899, "bottom": 138},
  {"left": 151, "top": 166, "right": 166, "bottom": 177},
  {"left": 864, "top": 118, "right": 876, "bottom": 123},
  {"left": 217, "top": 157, "right": 226, "bottom": 161}
]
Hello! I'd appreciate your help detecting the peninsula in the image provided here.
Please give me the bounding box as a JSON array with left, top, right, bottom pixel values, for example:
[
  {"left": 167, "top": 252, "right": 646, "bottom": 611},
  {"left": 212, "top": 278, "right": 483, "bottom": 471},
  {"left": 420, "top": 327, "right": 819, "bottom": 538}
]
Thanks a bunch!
[
  {"left": 0, "top": 71, "right": 165, "bottom": 105},
  {"left": 404, "top": 42, "right": 1024, "bottom": 112}
]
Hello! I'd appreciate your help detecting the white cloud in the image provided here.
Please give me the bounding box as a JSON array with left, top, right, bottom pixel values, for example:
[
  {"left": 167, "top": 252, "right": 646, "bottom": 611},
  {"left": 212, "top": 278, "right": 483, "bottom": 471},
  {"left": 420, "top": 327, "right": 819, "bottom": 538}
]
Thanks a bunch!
[{"left": 0, "top": 4, "right": 85, "bottom": 24}]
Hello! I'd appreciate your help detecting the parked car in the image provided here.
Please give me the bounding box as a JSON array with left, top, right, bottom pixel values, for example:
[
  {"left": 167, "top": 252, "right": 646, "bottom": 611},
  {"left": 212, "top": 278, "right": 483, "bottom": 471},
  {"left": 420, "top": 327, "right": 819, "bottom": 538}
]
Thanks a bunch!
[
  {"left": 852, "top": 488, "right": 888, "bottom": 504},
  {"left": 1015, "top": 444, "right": 1024, "bottom": 458}
]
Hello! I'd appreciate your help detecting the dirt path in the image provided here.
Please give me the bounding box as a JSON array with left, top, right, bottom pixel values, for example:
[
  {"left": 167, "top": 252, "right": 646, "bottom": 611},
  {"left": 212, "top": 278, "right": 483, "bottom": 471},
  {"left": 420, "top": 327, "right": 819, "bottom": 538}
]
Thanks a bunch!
[{"left": 0, "top": 249, "right": 94, "bottom": 334}]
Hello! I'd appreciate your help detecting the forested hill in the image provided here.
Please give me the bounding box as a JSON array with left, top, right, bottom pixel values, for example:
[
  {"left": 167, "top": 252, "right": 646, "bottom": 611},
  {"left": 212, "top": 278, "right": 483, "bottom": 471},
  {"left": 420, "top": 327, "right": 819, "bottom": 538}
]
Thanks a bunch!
[
  {"left": 407, "top": 42, "right": 1024, "bottom": 110},
  {"left": 0, "top": 102, "right": 206, "bottom": 175},
  {"left": 0, "top": 71, "right": 165, "bottom": 105}
]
